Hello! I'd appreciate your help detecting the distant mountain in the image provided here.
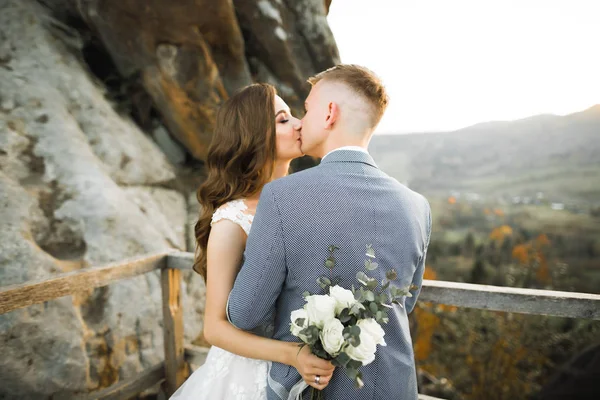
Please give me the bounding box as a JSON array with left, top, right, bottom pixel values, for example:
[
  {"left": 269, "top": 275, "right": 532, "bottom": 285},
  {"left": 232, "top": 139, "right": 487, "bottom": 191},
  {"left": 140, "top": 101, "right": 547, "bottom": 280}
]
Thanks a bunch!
[{"left": 368, "top": 105, "right": 600, "bottom": 204}]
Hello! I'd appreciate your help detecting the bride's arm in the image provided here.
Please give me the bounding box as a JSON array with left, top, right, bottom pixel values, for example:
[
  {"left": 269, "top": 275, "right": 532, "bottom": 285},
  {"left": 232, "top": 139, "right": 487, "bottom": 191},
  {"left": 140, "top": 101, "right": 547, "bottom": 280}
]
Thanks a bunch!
[{"left": 202, "top": 220, "right": 334, "bottom": 389}]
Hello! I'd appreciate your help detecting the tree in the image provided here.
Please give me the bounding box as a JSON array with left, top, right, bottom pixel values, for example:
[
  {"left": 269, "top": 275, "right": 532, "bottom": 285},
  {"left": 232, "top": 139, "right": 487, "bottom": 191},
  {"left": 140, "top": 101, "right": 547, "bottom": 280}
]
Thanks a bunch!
[
  {"left": 463, "top": 232, "right": 475, "bottom": 257},
  {"left": 470, "top": 258, "right": 486, "bottom": 284}
]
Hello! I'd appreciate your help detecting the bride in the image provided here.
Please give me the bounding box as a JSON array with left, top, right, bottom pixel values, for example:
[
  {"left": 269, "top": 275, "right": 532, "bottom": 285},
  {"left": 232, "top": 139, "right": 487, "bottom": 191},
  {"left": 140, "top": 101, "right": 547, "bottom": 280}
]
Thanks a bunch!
[{"left": 170, "top": 83, "right": 335, "bottom": 399}]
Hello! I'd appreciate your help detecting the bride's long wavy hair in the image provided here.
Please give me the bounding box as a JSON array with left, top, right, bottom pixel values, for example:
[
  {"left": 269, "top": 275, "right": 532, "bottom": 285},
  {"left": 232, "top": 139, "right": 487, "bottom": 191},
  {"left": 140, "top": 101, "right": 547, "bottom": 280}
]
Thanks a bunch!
[{"left": 193, "top": 83, "right": 277, "bottom": 280}]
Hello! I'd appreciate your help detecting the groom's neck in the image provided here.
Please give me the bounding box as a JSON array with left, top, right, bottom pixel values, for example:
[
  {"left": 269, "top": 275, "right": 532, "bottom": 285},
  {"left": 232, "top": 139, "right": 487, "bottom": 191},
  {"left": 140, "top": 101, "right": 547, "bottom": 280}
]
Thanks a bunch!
[{"left": 319, "top": 138, "right": 370, "bottom": 158}]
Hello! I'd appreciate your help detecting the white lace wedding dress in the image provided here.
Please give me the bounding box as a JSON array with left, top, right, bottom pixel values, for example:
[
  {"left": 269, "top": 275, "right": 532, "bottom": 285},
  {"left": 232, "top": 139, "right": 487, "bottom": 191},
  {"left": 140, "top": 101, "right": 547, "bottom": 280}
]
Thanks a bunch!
[{"left": 170, "top": 199, "right": 270, "bottom": 400}]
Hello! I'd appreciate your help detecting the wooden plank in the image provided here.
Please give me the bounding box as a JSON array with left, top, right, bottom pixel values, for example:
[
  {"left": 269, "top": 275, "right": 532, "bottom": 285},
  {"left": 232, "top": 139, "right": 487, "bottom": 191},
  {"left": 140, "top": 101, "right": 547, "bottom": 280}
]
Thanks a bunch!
[
  {"left": 167, "top": 252, "right": 600, "bottom": 320},
  {"left": 0, "top": 252, "right": 168, "bottom": 315},
  {"left": 419, "top": 279, "right": 600, "bottom": 320},
  {"left": 161, "top": 267, "right": 187, "bottom": 396},
  {"left": 166, "top": 251, "right": 195, "bottom": 271},
  {"left": 184, "top": 345, "right": 210, "bottom": 367},
  {"left": 73, "top": 362, "right": 164, "bottom": 400}
]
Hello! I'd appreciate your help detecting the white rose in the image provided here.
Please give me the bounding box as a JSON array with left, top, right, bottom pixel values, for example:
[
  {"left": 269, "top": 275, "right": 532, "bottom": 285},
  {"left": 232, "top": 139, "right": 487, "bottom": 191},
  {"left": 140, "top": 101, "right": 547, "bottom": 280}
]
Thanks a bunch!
[
  {"left": 290, "top": 308, "right": 309, "bottom": 341},
  {"left": 357, "top": 318, "right": 387, "bottom": 346},
  {"left": 345, "top": 326, "right": 377, "bottom": 365},
  {"left": 319, "top": 318, "right": 345, "bottom": 356},
  {"left": 305, "top": 295, "right": 336, "bottom": 329},
  {"left": 329, "top": 285, "right": 358, "bottom": 314}
]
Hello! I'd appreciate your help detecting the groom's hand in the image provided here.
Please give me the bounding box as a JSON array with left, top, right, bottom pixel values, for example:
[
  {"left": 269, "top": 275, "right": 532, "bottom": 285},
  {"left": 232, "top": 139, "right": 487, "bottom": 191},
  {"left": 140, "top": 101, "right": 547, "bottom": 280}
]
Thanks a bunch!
[{"left": 293, "top": 344, "right": 335, "bottom": 390}]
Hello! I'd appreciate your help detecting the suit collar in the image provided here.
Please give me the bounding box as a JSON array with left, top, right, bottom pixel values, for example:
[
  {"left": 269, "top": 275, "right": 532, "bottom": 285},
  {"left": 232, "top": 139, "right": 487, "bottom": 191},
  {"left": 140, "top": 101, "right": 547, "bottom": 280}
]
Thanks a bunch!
[{"left": 319, "top": 149, "right": 378, "bottom": 169}]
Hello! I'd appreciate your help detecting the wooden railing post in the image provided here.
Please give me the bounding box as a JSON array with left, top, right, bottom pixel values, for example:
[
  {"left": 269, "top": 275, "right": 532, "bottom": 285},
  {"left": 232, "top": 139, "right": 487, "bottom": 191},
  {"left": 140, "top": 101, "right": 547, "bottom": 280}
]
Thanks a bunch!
[{"left": 161, "top": 267, "right": 187, "bottom": 396}]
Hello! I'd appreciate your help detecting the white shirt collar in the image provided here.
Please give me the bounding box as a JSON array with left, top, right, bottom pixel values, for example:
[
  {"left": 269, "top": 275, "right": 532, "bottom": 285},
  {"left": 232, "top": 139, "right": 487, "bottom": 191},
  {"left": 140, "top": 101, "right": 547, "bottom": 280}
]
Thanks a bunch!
[{"left": 321, "top": 146, "right": 369, "bottom": 161}]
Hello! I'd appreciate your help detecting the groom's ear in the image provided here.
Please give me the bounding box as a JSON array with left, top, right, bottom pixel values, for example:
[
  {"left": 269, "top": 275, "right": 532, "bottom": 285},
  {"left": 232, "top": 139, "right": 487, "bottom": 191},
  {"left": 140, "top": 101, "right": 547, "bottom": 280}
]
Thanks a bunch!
[{"left": 325, "top": 101, "right": 338, "bottom": 129}]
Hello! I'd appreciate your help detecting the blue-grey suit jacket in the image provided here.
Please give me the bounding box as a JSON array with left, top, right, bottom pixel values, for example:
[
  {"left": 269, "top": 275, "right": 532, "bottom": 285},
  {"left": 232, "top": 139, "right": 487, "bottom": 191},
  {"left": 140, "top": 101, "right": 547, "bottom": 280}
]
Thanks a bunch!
[{"left": 228, "top": 150, "right": 431, "bottom": 400}]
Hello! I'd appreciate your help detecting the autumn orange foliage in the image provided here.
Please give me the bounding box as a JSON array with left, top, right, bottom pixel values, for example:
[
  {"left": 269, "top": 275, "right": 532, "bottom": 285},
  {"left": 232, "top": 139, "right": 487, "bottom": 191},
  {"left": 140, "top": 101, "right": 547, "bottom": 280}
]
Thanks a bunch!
[
  {"left": 423, "top": 266, "right": 437, "bottom": 280},
  {"left": 511, "top": 234, "right": 552, "bottom": 284},
  {"left": 489, "top": 225, "right": 513, "bottom": 243},
  {"left": 414, "top": 266, "right": 457, "bottom": 362}
]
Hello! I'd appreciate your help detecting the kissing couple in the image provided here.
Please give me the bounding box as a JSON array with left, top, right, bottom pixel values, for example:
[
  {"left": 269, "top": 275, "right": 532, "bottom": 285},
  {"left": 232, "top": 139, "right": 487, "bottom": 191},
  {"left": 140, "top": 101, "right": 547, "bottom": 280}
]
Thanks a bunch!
[{"left": 171, "top": 64, "right": 431, "bottom": 400}]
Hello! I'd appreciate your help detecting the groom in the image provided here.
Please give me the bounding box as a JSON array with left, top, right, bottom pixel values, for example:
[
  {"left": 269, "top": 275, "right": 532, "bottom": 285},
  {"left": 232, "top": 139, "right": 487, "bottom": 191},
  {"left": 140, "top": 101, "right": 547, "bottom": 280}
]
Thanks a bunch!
[{"left": 228, "top": 64, "right": 431, "bottom": 400}]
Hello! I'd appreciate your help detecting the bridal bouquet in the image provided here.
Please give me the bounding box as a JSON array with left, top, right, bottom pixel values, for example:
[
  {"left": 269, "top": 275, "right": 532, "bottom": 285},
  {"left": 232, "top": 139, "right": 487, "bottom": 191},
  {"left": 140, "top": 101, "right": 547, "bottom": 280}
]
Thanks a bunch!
[{"left": 289, "top": 245, "right": 416, "bottom": 398}]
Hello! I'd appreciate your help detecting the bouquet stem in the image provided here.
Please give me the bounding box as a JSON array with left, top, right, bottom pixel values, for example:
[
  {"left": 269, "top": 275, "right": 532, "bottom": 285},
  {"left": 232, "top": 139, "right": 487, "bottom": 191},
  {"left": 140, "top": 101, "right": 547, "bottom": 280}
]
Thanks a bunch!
[{"left": 309, "top": 387, "right": 324, "bottom": 400}]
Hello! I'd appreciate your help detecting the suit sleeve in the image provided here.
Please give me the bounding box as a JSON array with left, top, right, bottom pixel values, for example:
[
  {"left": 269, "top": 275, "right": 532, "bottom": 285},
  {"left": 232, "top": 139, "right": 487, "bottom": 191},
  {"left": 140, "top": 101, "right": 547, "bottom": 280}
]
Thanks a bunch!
[
  {"left": 227, "top": 184, "right": 287, "bottom": 330},
  {"left": 405, "top": 199, "right": 432, "bottom": 314}
]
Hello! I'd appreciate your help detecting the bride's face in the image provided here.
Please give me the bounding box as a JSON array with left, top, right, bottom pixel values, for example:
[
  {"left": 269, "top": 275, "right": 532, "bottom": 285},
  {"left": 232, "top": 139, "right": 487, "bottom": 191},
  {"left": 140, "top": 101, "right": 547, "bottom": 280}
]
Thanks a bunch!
[{"left": 274, "top": 95, "right": 303, "bottom": 160}]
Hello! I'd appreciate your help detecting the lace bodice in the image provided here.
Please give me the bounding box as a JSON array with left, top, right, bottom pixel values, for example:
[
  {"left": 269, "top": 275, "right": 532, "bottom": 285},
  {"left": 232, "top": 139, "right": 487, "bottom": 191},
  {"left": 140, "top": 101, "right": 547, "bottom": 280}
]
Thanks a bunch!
[
  {"left": 169, "top": 199, "right": 270, "bottom": 400},
  {"left": 211, "top": 199, "right": 254, "bottom": 235}
]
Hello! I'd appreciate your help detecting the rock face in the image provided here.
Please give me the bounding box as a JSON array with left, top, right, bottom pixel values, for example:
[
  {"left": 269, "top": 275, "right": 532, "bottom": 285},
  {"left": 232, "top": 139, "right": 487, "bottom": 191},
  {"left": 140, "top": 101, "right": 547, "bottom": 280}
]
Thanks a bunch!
[
  {"left": 234, "top": 0, "right": 340, "bottom": 113},
  {"left": 0, "top": 0, "right": 339, "bottom": 398},
  {"left": 46, "top": 0, "right": 340, "bottom": 161},
  {"left": 0, "top": 1, "right": 199, "bottom": 397}
]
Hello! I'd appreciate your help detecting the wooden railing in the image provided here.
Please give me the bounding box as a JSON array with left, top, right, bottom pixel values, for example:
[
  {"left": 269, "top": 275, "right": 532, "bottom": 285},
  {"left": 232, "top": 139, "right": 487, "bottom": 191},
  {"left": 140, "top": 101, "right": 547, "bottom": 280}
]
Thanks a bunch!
[{"left": 1, "top": 250, "right": 599, "bottom": 399}]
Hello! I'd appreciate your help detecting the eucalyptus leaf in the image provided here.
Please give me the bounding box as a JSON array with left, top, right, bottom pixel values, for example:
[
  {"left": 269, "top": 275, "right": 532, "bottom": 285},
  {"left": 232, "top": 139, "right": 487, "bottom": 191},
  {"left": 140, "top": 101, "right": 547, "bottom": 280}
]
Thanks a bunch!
[
  {"left": 350, "top": 303, "right": 364, "bottom": 316},
  {"left": 339, "top": 308, "right": 351, "bottom": 323},
  {"left": 347, "top": 335, "right": 361, "bottom": 347},
  {"left": 369, "top": 302, "right": 379, "bottom": 314},
  {"left": 302, "top": 329, "right": 318, "bottom": 345},
  {"left": 317, "top": 276, "right": 331, "bottom": 290},
  {"left": 364, "top": 290, "right": 375, "bottom": 302},
  {"left": 386, "top": 269, "right": 398, "bottom": 281},
  {"left": 365, "top": 244, "right": 376, "bottom": 258},
  {"left": 382, "top": 316, "right": 389, "bottom": 323},
  {"left": 356, "top": 271, "right": 369, "bottom": 285},
  {"left": 313, "top": 347, "right": 329, "bottom": 359},
  {"left": 366, "top": 279, "right": 378, "bottom": 290},
  {"left": 346, "top": 368, "right": 358, "bottom": 380},
  {"left": 335, "top": 351, "right": 351, "bottom": 368},
  {"left": 377, "top": 293, "right": 390, "bottom": 304},
  {"left": 364, "top": 259, "right": 378, "bottom": 271}
]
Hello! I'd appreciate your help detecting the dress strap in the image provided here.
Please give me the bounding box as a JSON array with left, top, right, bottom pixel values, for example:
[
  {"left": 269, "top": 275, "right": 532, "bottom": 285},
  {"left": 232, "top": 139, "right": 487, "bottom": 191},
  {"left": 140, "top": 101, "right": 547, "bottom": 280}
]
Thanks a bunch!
[{"left": 211, "top": 199, "right": 254, "bottom": 235}]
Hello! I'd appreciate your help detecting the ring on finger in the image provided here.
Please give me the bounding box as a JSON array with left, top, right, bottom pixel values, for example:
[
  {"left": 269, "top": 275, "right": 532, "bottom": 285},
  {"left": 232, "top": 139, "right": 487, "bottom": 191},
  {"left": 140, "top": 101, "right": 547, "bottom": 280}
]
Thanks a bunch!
[{"left": 314, "top": 375, "right": 320, "bottom": 384}]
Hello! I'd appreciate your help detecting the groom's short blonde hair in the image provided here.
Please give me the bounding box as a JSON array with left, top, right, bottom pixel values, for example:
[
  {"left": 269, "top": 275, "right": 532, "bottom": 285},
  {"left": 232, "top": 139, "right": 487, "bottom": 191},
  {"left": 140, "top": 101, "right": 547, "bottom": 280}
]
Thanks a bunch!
[{"left": 308, "top": 64, "right": 389, "bottom": 128}]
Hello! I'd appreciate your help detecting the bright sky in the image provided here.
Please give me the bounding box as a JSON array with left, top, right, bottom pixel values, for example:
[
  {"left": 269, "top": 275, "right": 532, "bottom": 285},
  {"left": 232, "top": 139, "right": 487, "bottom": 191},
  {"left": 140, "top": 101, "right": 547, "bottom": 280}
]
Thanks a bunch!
[{"left": 327, "top": 0, "right": 600, "bottom": 134}]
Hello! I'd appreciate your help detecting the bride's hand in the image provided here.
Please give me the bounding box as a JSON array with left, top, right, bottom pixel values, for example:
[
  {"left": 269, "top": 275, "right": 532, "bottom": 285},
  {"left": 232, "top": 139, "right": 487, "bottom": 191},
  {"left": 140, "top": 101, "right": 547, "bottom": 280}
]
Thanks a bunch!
[{"left": 291, "top": 344, "right": 335, "bottom": 390}]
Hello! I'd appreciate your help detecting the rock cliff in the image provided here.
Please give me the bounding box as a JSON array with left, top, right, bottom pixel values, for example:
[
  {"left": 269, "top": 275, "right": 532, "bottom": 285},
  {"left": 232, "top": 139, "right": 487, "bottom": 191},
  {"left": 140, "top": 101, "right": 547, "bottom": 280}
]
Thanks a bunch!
[{"left": 0, "top": 0, "right": 339, "bottom": 397}]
